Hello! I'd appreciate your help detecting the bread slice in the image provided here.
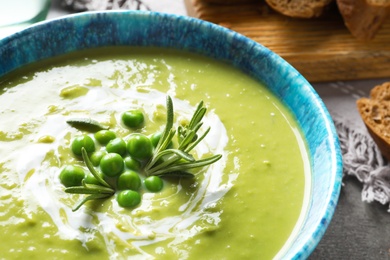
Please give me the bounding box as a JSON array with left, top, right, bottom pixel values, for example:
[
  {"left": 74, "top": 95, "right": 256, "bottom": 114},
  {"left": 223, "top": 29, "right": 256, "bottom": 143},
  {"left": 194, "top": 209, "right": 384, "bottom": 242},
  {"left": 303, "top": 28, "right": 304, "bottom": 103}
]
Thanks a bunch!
[
  {"left": 357, "top": 82, "right": 390, "bottom": 161},
  {"left": 367, "top": 0, "right": 390, "bottom": 5},
  {"left": 202, "top": 0, "right": 257, "bottom": 4},
  {"left": 337, "top": 0, "right": 390, "bottom": 40},
  {"left": 264, "top": 0, "right": 333, "bottom": 18}
]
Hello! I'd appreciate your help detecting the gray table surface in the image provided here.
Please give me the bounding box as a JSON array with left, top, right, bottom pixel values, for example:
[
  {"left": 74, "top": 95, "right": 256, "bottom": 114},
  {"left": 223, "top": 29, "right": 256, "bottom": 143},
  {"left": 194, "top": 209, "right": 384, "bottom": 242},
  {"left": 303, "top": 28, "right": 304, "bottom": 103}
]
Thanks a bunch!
[
  {"left": 21, "top": 1, "right": 390, "bottom": 259},
  {"left": 311, "top": 80, "right": 390, "bottom": 260}
]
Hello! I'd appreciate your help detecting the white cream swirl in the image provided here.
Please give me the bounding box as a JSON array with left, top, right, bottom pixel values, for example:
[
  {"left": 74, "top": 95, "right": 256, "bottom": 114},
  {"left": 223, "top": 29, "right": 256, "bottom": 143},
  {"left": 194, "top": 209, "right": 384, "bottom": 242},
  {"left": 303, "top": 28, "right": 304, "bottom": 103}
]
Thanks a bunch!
[{"left": 5, "top": 87, "right": 232, "bottom": 258}]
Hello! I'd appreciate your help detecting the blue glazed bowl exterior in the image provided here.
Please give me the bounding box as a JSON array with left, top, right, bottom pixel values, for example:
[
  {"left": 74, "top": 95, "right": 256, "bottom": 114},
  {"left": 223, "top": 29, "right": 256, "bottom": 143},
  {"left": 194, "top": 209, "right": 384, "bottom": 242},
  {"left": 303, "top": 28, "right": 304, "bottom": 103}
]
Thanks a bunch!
[{"left": 0, "top": 11, "right": 343, "bottom": 259}]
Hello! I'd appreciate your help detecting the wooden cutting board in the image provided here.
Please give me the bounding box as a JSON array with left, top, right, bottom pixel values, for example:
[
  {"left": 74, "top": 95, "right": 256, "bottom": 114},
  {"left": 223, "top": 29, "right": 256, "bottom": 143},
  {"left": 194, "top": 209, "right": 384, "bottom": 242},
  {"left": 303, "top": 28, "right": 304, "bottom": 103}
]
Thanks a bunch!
[{"left": 185, "top": 0, "right": 390, "bottom": 82}]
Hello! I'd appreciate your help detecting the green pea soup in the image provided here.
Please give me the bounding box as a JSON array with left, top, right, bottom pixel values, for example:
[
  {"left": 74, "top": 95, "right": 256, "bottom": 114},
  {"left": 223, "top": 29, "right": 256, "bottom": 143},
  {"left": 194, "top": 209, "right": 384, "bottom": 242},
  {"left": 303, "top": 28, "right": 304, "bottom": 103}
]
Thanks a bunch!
[{"left": 0, "top": 47, "right": 310, "bottom": 259}]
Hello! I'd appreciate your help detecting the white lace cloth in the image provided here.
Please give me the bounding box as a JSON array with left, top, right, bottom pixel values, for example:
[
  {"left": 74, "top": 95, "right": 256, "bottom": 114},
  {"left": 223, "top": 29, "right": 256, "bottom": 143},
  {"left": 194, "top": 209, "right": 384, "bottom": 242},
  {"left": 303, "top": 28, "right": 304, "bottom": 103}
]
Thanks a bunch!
[
  {"left": 60, "top": 0, "right": 187, "bottom": 15},
  {"left": 314, "top": 79, "right": 390, "bottom": 211},
  {"left": 336, "top": 120, "right": 390, "bottom": 210}
]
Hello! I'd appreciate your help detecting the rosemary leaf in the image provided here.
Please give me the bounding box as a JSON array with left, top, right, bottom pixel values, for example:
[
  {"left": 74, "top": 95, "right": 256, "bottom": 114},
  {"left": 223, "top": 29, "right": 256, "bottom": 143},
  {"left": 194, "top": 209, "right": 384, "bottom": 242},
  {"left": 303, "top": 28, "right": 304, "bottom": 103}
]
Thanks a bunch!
[
  {"left": 83, "top": 182, "right": 115, "bottom": 194},
  {"left": 188, "top": 101, "right": 203, "bottom": 127},
  {"left": 159, "top": 129, "right": 176, "bottom": 152},
  {"left": 156, "top": 171, "right": 195, "bottom": 179},
  {"left": 177, "top": 125, "right": 184, "bottom": 143},
  {"left": 191, "top": 122, "right": 203, "bottom": 136},
  {"left": 152, "top": 149, "right": 194, "bottom": 166},
  {"left": 65, "top": 186, "right": 107, "bottom": 195},
  {"left": 177, "top": 129, "right": 196, "bottom": 150},
  {"left": 150, "top": 154, "right": 222, "bottom": 176},
  {"left": 165, "top": 149, "right": 195, "bottom": 162},
  {"left": 156, "top": 96, "right": 174, "bottom": 151},
  {"left": 66, "top": 118, "right": 109, "bottom": 132},
  {"left": 146, "top": 155, "right": 181, "bottom": 175},
  {"left": 72, "top": 193, "right": 112, "bottom": 212},
  {"left": 81, "top": 148, "right": 112, "bottom": 188},
  {"left": 188, "top": 104, "right": 206, "bottom": 129},
  {"left": 184, "top": 127, "right": 211, "bottom": 153}
]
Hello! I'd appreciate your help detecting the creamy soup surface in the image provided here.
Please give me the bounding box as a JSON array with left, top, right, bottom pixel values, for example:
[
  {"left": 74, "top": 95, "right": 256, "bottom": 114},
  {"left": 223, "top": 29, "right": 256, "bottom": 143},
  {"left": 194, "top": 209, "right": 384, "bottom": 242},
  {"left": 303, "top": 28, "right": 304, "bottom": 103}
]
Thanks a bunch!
[{"left": 0, "top": 47, "right": 310, "bottom": 259}]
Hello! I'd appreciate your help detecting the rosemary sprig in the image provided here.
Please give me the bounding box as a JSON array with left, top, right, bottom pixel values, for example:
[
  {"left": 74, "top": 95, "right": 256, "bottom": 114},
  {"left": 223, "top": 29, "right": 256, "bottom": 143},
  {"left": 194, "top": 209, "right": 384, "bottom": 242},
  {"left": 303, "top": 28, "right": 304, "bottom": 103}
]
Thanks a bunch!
[
  {"left": 63, "top": 96, "right": 222, "bottom": 211},
  {"left": 144, "top": 96, "right": 222, "bottom": 177},
  {"left": 65, "top": 147, "right": 115, "bottom": 211}
]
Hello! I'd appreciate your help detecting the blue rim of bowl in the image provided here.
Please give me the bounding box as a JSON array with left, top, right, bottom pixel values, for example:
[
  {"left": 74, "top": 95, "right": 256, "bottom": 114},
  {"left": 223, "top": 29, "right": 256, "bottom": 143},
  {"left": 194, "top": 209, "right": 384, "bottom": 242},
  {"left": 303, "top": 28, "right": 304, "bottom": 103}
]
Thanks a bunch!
[{"left": 0, "top": 10, "right": 343, "bottom": 259}]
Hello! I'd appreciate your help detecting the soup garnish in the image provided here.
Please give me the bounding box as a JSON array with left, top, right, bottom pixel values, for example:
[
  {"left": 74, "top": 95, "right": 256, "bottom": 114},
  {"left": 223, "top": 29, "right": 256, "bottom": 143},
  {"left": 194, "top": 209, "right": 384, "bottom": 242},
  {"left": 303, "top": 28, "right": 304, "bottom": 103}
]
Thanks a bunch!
[{"left": 62, "top": 95, "right": 222, "bottom": 211}]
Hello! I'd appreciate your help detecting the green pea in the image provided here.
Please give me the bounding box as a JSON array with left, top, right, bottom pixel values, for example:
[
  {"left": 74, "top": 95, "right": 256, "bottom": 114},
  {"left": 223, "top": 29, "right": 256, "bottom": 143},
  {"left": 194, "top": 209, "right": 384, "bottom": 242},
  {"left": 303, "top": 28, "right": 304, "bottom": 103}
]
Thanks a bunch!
[
  {"left": 144, "top": 176, "right": 163, "bottom": 192},
  {"left": 117, "top": 170, "right": 141, "bottom": 190},
  {"left": 90, "top": 150, "right": 107, "bottom": 167},
  {"left": 126, "top": 133, "right": 153, "bottom": 161},
  {"left": 122, "top": 110, "right": 144, "bottom": 128},
  {"left": 150, "top": 132, "right": 173, "bottom": 148},
  {"left": 59, "top": 165, "right": 85, "bottom": 187},
  {"left": 84, "top": 172, "right": 105, "bottom": 185},
  {"left": 116, "top": 190, "right": 141, "bottom": 208},
  {"left": 124, "top": 156, "right": 141, "bottom": 171},
  {"left": 150, "top": 132, "right": 162, "bottom": 147},
  {"left": 71, "top": 135, "right": 95, "bottom": 156},
  {"left": 99, "top": 153, "right": 124, "bottom": 177},
  {"left": 94, "top": 130, "right": 116, "bottom": 145},
  {"left": 106, "top": 138, "right": 127, "bottom": 156}
]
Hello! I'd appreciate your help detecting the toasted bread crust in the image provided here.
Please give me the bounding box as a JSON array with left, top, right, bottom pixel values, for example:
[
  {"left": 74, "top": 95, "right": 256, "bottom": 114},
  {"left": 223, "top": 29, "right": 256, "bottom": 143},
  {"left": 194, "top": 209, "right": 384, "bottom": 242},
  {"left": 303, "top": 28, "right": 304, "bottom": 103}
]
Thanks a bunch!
[
  {"left": 264, "top": 0, "right": 333, "bottom": 18},
  {"left": 337, "top": 0, "right": 390, "bottom": 40},
  {"left": 357, "top": 82, "right": 390, "bottom": 161},
  {"left": 366, "top": 0, "right": 390, "bottom": 6}
]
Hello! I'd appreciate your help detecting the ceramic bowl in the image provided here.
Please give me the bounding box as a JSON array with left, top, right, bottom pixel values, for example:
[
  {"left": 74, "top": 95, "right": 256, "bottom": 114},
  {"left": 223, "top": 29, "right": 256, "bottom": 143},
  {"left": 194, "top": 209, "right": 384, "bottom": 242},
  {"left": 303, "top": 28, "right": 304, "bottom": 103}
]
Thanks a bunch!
[{"left": 0, "top": 11, "right": 342, "bottom": 259}]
